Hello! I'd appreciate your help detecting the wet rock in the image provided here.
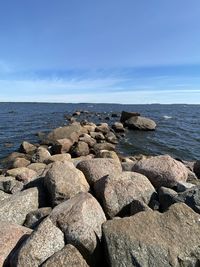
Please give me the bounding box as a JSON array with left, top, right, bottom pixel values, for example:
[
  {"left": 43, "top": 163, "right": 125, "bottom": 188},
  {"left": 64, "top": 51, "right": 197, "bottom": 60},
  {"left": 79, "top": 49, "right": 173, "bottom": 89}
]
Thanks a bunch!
[
  {"left": 32, "top": 147, "right": 51, "bottom": 163},
  {"left": 103, "top": 203, "right": 200, "bottom": 267},
  {"left": 94, "top": 171, "right": 156, "bottom": 218},
  {"left": 50, "top": 192, "right": 106, "bottom": 266},
  {"left": 11, "top": 157, "right": 31, "bottom": 168},
  {"left": 79, "top": 133, "right": 96, "bottom": 147},
  {"left": 132, "top": 155, "right": 188, "bottom": 189},
  {"left": 44, "top": 161, "right": 89, "bottom": 206},
  {"left": 27, "top": 163, "right": 47, "bottom": 176},
  {"left": 19, "top": 141, "right": 37, "bottom": 154},
  {"left": 41, "top": 244, "right": 89, "bottom": 267},
  {"left": 51, "top": 138, "right": 73, "bottom": 154},
  {"left": 105, "top": 132, "right": 118, "bottom": 144},
  {"left": 0, "top": 221, "right": 32, "bottom": 267},
  {"left": 120, "top": 111, "right": 140, "bottom": 123},
  {"left": 124, "top": 116, "right": 156, "bottom": 130},
  {"left": 71, "top": 141, "right": 90, "bottom": 157},
  {"left": 112, "top": 122, "right": 125, "bottom": 133},
  {"left": 10, "top": 217, "right": 65, "bottom": 267},
  {"left": 6, "top": 167, "right": 37, "bottom": 184},
  {"left": 0, "top": 188, "right": 39, "bottom": 224},
  {"left": 77, "top": 158, "right": 122, "bottom": 186},
  {"left": 44, "top": 153, "right": 71, "bottom": 164},
  {"left": 24, "top": 207, "right": 52, "bottom": 229}
]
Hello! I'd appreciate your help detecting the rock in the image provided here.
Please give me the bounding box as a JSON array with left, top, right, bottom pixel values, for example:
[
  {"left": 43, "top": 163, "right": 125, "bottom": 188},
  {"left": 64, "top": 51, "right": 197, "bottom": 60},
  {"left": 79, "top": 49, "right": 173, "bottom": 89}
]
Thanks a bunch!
[
  {"left": 95, "top": 123, "right": 110, "bottom": 134},
  {"left": 0, "top": 190, "right": 11, "bottom": 201},
  {"left": 130, "top": 199, "right": 152, "bottom": 215},
  {"left": 71, "top": 155, "right": 94, "bottom": 167},
  {"left": 132, "top": 155, "right": 188, "bottom": 188},
  {"left": 111, "top": 113, "right": 118, "bottom": 118},
  {"left": 103, "top": 203, "right": 200, "bottom": 267},
  {"left": 0, "top": 221, "right": 32, "bottom": 267},
  {"left": 71, "top": 141, "right": 90, "bottom": 157},
  {"left": 10, "top": 217, "right": 65, "bottom": 267},
  {"left": 105, "top": 132, "right": 118, "bottom": 144},
  {"left": 19, "top": 141, "right": 37, "bottom": 154},
  {"left": 77, "top": 158, "right": 122, "bottom": 186},
  {"left": 11, "top": 157, "right": 31, "bottom": 168},
  {"left": 73, "top": 111, "right": 81, "bottom": 116},
  {"left": 6, "top": 167, "right": 37, "bottom": 184},
  {"left": 82, "top": 123, "right": 96, "bottom": 133},
  {"left": 32, "top": 147, "right": 51, "bottom": 163},
  {"left": 0, "top": 188, "right": 39, "bottom": 224},
  {"left": 0, "top": 175, "right": 23, "bottom": 193},
  {"left": 176, "top": 181, "right": 196, "bottom": 192},
  {"left": 27, "top": 163, "right": 47, "bottom": 176},
  {"left": 90, "top": 131, "right": 105, "bottom": 141},
  {"left": 44, "top": 153, "right": 71, "bottom": 164},
  {"left": 121, "top": 161, "right": 137, "bottom": 171},
  {"left": 51, "top": 138, "right": 73, "bottom": 154},
  {"left": 47, "top": 124, "right": 87, "bottom": 144},
  {"left": 120, "top": 111, "right": 140, "bottom": 122},
  {"left": 96, "top": 150, "right": 121, "bottom": 164},
  {"left": 159, "top": 185, "right": 200, "bottom": 213},
  {"left": 92, "top": 142, "right": 116, "bottom": 154},
  {"left": 41, "top": 244, "right": 89, "bottom": 267},
  {"left": 44, "top": 161, "right": 89, "bottom": 206},
  {"left": 24, "top": 207, "right": 52, "bottom": 229},
  {"left": 50, "top": 192, "right": 106, "bottom": 266},
  {"left": 112, "top": 122, "right": 125, "bottom": 133},
  {"left": 94, "top": 171, "right": 156, "bottom": 218},
  {"left": 194, "top": 160, "right": 200, "bottom": 178},
  {"left": 124, "top": 116, "right": 156, "bottom": 130},
  {"left": 79, "top": 133, "right": 96, "bottom": 147},
  {"left": 2, "top": 152, "right": 27, "bottom": 168}
]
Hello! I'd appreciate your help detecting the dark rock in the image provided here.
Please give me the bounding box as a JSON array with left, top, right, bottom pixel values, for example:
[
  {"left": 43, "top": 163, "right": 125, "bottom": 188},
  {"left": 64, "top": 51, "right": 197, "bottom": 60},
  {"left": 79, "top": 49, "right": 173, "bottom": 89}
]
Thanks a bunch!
[
  {"left": 124, "top": 116, "right": 156, "bottom": 130},
  {"left": 24, "top": 207, "right": 52, "bottom": 229},
  {"left": 194, "top": 160, "right": 200, "bottom": 178},
  {"left": 120, "top": 111, "right": 140, "bottom": 123}
]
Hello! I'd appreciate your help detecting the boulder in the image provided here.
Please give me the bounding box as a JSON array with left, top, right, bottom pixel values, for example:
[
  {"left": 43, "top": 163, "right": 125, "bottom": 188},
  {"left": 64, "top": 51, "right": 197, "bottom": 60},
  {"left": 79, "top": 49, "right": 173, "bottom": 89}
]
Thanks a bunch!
[
  {"left": 31, "top": 147, "right": 51, "bottom": 163},
  {"left": 10, "top": 218, "right": 65, "bottom": 267},
  {"left": 105, "top": 132, "right": 118, "bottom": 144},
  {"left": 50, "top": 192, "right": 106, "bottom": 266},
  {"left": 95, "top": 123, "right": 110, "bottom": 134},
  {"left": 44, "top": 153, "right": 71, "bottom": 164},
  {"left": 0, "top": 221, "right": 32, "bottom": 267},
  {"left": 132, "top": 155, "right": 188, "bottom": 188},
  {"left": 11, "top": 157, "right": 31, "bottom": 168},
  {"left": 96, "top": 150, "right": 121, "bottom": 164},
  {"left": 51, "top": 138, "right": 73, "bottom": 154},
  {"left": 124, "top": 116, "right": 156, "bottom": 130},
  {"left": 90, "top": 131, "right": 105, "bottom": 141},
  {"left": 159, "top": 185, "right": 200, "bottom": 213},
  {"left": 112, "top": 122, "right": 125, "bottom": 133},
  {"left": 120, "top": 111, "right": 140, "bottom": 123},
  {"left": 92, "top": 143, "right": 116, "bottom": 154},
  {"left": 71, "top": 141, "right": 90, "bottom": 157},
  {"left": 41, "top": 244, "right": 89, "bottom": 267},
  {"left": 24, "top": 207, "right": 52, "bottom": 229},
  {"left": 77, "top": 158, "right": 122, "bottom": 186},
  {"left": 0, "top": 175, "right": 23, "bottom": 193},
  {"left": 79, "top": 133, "right": 96, "bottom": 147},
  {"left": 19, "top": 141, "right": 37, "bottom": 154},
  {"left": 176, "top": 181, "right": 196, "bottom": 192},
  {"left": 0, "top": 188, "right": 39, "bottom": 225},
  {"left": 44, "top": 161, "right": 89, "bottom": 206},
  {"left": 103, "top": 203, "right": 200, "bottom": 267},
  {"left": 27, "top": 163, "right": 47, "bottom": 176},
  {"left": 94, "top": 171, "right": 156, "bottom": 218},
  {"left": 6, "top": 167, "right": 37, "bottom": 184}
]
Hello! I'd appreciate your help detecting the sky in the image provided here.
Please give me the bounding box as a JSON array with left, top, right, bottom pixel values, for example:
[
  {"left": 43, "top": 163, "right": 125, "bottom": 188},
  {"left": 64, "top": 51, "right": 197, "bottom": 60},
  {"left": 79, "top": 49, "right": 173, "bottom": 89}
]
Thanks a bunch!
[{"left": 0, "top": 0, "right": 200, "bottom": 103}]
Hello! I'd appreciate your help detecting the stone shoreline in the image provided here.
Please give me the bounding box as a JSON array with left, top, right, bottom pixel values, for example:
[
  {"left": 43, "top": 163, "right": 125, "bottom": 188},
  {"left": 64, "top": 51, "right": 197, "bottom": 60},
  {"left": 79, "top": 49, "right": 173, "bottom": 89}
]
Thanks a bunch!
[{"left": 0, "top": 110, "right": 200, "bottom": 267}]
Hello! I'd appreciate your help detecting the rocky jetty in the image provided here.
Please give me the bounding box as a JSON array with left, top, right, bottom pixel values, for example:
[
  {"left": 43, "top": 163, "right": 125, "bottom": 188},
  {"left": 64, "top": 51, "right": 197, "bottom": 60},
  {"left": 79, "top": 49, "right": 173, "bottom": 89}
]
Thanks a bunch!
[{"left": 0, "top": 110, "right": 199, "bottom": 267}]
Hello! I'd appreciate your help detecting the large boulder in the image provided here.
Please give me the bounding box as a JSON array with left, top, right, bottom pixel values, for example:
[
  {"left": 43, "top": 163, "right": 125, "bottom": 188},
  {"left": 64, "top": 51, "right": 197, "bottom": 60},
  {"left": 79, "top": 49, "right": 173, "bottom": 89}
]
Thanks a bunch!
[
  {"left": 94, "top": 171, "right": 156, "bottom": 218},
  {"left": 103, "top": 203, "right": 200, "bottom": 267},
  {"left": 124, "top": 116, "right": 156, "bottom": 130},
  {"left": 76, "top": 158, "right": 122, "bottom": 186},
  {"left": 132, "top": 155, "right": 189, "bottom": 188},
  {"left": 0, "top": 188, "right": 39, "bottom": 225},
  {"left": 44, "top": 161, "right": 89, "bottom": 206},
  {"left": 6, "top": 167, "right": 37, "bottom": 184},
  {"left": 10, "top": 217, "right": 65, "bottom": 267},
  {"left": 50, "top": 192, "right": 106, "bottom": 266},
  {"left": 41, "top": 244, "right": 89, "bottom": 267},
  {"left": 0, "top": 221, "right": 32, "bottom": 267},
  {"left": 120, "top": 111, "right": 140, "bottom": 123}
]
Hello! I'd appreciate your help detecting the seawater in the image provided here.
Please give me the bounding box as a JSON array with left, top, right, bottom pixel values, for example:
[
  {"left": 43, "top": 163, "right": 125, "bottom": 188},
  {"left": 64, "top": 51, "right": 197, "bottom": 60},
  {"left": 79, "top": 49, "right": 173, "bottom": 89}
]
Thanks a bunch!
[{"left": 0, "top": 102, "right": 199, "bottom": 162}]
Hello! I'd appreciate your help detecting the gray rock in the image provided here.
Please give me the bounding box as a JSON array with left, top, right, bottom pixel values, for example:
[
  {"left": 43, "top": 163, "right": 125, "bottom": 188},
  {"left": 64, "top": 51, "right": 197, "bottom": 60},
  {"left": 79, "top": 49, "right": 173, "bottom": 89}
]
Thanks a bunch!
[
  {"left": 27, "top": 163, "right": 47, "bottom": 176},
  {"left": 51, "top": 138, "right": 73, "bottom": 154},
  {"left": 0, "top": 221, "right": 32, "bottom": 267},
  {"left": 124, "top": 116, "right": 156, "bottom": 130},
  {"left": 92, "top": 142, "right": 116, "bottom": 154},
  {"left": 10, "top": 217, "right": 65, "bottom": 267},
  {"left": 50, "top": 192, "right": 106, "bottom": 266},
  {"left": 132, "top": 155, "right": 188, "bottom": 189},
  {"left": 0, "top": 175, "right": 23, "bottom": 193},
  {"left": 120, "top": 111, "right": 140, "bottom": 122},
  {"left": 194, "top": 160, "right": 200, "bottom": 178},
  {"left": 77, "top": 158, "right": 122, "bottom": 186},
  {"left": 90, "top": 131, "right": 105, "bottom": 141},
  {"left": 32, "top": 147, "right": 51, "bottom": 163},
  {"left": 79, "top": 133, "right": 96, "bottom": 147},
  {"left": 105, "top": 132, "right": 118, "bottom": 144},
  {"left": 20, "top": 141, "right": 37, "bottom": 154},
  {"left": 41, "top": 244, "right": 89, "bottom": 267},
  {"left": 95, "top": 123, "right": 110, "bottom": 134},
  {"left": 176, "top": 181, "right": 196, "bottom": 192},
  {"left": 44, "top": 161, "right": 89, "bottom": 206},
  {"left": 130, "top": 199, "right": 152, "bottom": 215},
  {"left": 0, "top": 188, "right": 39, "bottom": 224},
  {"left": 11, "top": 157, "right": 31, "bottom": 168},
  {"left": 112, "top": 122, "right": 125, "bottom": 133},
  {"left": 6, "top": 167, "right": 37, "bottom": 184},
  {"left": 24, "top": 207, "right": 52, "bottom": 229},
  {"left": 44, "top": 153, "right": 71, "bottom": 164},
  {"left": 94, "top": 171, "right": 156, "bottom": 218},
  {"left": 103, "top": 203, "right": 200, "bottom": 267},
  {"left": 71, "top": 141, "right": 90, "bottom": 157},
  {"left": 96, "top": 150, "right": 121, "bottom": 164}
]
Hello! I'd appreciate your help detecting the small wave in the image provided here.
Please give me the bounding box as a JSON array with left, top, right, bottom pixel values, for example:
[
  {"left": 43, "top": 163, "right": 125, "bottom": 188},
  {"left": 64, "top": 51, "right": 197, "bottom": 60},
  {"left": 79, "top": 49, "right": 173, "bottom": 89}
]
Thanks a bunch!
[{"left": 163, "top": 115, "right": 172, "bottom": 119}]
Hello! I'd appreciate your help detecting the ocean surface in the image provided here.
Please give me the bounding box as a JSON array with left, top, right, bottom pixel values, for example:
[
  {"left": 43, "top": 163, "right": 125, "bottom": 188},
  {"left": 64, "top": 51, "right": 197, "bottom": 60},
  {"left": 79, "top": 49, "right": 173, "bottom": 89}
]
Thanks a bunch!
[{"left": 0, "top": 103, "right": 199, "bottom": 163}]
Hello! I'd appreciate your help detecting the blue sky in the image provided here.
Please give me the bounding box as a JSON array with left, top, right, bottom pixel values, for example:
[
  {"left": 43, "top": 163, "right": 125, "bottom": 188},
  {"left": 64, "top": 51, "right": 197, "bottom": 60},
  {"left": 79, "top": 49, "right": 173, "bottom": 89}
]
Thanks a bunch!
[{"left": 0, "top": 0, "right": 200, "bottom": 103}]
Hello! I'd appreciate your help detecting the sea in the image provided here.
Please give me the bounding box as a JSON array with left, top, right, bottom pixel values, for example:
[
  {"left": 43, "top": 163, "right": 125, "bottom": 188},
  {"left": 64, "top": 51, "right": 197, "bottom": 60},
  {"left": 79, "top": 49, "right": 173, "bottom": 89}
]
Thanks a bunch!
[{"left": 0, "top": 103, "right": 199, "bottom": 164}]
